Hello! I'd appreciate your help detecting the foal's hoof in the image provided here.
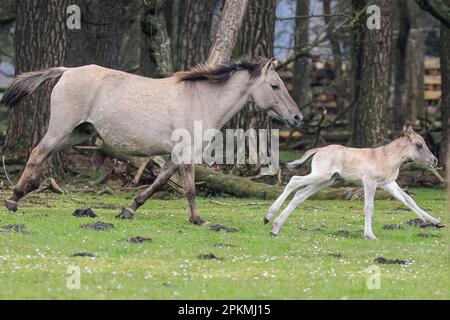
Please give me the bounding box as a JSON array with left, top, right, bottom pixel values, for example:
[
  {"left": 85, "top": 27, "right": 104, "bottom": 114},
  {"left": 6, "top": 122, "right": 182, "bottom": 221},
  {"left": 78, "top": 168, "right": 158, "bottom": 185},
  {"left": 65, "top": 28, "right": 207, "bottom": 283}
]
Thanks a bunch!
[
  {"left": 5, "top": 200, "right": 18, "bottom": 212},
  {"left": 263, "top": 217, "right": 269, "bottom": 225},
  {"left": 433, "top": 222, "right": 445, "bottom": 228},
  {"left": 270, "top": 232, "right": 278, "bottom": 238},
  {"left": 117, "top": 207, "right": 134, "bottom": 219},
  {"left": 189, "top": 216, "right": 208, "bottom": 226}
]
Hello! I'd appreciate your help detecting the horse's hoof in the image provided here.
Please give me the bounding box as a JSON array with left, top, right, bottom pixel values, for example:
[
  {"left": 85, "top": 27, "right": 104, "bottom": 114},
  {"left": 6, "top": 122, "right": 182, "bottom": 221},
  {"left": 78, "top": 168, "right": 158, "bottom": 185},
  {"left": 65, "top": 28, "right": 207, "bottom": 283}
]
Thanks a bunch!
[
  {"left": 117, "top": 207, "right": 134, "bottom": 219},
  {"left": 263, "top": 217, "right": 269, "bottom": 225},
  {"left": 270, "top": 232, "right": 278, "bottom": 238},
  {"left": 189, "top": 216, "right": 208, "bottom": 226},
  {"left": 433, "top": 222, "right": 445, "bottom": 228},
  {"left": 5, "top": 200, "right": 18, "bottom": 212}
]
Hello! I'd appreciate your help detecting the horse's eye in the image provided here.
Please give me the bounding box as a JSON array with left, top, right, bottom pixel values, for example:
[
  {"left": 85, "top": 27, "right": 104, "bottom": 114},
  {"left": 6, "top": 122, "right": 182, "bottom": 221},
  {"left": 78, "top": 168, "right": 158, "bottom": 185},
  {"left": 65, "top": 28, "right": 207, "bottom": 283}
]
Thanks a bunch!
[
  {"left": 416, "top": 143, "right": 423, "bottom": 149},
  {"left": 271, "top": 84, "right": 280, "bottom": 90}
]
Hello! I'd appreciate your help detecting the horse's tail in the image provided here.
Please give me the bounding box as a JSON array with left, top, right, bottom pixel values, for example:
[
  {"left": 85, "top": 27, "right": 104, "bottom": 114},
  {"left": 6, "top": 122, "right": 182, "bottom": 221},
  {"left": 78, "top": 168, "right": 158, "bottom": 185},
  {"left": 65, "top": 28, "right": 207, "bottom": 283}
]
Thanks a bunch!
[
  {"left": 287, "top": 148, "right": 319, "bottom": 170},
  {"left": 0, "top": 67, "right": 68, "bottom": 108}
]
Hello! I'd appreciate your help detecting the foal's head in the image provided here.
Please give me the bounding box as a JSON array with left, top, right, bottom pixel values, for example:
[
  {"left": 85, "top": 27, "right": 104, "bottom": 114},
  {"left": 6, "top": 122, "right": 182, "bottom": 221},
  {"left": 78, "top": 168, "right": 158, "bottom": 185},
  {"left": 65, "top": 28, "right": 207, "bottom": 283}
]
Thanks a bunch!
[
  {"left": 403, "top": 125, "right": 438, "bottom": 166},
  {"left": 248, "top": 58, "right": 303, "bottom": 128}
]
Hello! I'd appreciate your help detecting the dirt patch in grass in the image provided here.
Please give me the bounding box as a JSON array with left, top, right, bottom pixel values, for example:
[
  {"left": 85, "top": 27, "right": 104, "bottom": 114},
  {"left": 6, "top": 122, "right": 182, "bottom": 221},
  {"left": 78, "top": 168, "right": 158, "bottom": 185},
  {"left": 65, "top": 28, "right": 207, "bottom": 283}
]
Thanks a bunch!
[
  {"left": 92, "top": 203, "right": 122, "bottom": 210},
  {"left": 333, "top": 230, "right": 360, "bottom": 238},
  {"left": 328, "top": 253, "right": 344, "bottom": 259},
  {"left": 374, "top": 257, "right": 410, "bottom": 265},
  {"left": 70, "top": 252, "right": 95, "bottom": 257},
  {"left": 0, "top": 224, "right": 27, "bottom": 233},
  {"left": 407, "top": 219, "right": 441, "bottom": 229},
  {"left": 415, "top": 233, "right": 441, "bottom": 238},
  {"left": 383, "top": 224, "right": 403, "bottom": 230},
  {"left": 81, "top": 221, "right": 115, "bottom": 231},
  {"left": 198, "top": 253, "right": 221, "bottom": 260},
  {"left": 73, "top": 208, "right": 97, "bottom": 218},
  {"left": 208, "top": 224, "right": 237, "bottom": 233},
  {"left": 127, "top": 236, "right": 152, "bottom": 244}
]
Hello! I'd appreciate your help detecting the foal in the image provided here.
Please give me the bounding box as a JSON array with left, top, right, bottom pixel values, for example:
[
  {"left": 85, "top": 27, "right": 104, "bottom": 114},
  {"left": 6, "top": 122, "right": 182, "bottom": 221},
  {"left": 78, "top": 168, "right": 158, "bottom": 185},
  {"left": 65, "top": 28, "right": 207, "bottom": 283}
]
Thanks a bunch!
[{"left": 265, "top": 125, "right": 444, "bottom": 239}]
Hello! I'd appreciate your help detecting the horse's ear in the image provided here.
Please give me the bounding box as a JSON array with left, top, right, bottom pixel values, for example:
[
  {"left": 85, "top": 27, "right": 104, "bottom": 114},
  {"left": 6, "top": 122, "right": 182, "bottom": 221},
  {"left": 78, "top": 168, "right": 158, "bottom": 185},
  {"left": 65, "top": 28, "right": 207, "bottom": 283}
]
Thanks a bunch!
[
  {"left": 403, "top": 124, "right": 414, "bottom": 139},
  {"left": 262, "top": 58, "right": 277, "bottom": 75}
]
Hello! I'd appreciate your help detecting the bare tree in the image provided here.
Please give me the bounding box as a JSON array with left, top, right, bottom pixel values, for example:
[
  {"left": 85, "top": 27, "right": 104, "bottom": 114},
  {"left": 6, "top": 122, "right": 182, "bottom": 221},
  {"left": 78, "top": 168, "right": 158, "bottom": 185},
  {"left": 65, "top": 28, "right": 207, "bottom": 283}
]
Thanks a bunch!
[
  {"left": 208, "top": 0, "right": 249, "bottom": 64},
  {"left": 4, "top": 0, "right": 70, "bottom": 160},
  {"left": 351, "top": 0, "right": 393, "bottom": 147},
  {"left": 292, "top": 0, "right": 311, "bottom": 114},
  {"left": 175, "top": 0, "right": 219, "bottom": 70},
  {"left": 415, "top": 0, "right": 450, "bottom": 165},
  {"left": 440, "top": 24, "right": 450, "bottom": 164}
]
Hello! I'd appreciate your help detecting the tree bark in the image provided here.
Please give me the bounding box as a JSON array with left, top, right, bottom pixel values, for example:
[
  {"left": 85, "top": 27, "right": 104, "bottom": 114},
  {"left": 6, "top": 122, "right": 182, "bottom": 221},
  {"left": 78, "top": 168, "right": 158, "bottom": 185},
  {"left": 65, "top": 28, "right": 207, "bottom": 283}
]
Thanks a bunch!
[
  {"left": 140, "top": 0, "right": 173, "bottom": 77},
  {"left": 66, "top": 0, "right": 122, "bottom": 69},
  {"left": 351, "top": 0, "right": 393, "bottom": 147},
  {"left": 4, "top": 0, "right": 70, "bottom": 159},
  {"left": 292, "top": 0, "right": 311, "bottom": 114},
  {"left": 440, "top": 23, "right": 450, "bottom": 165},
  {"left": 93, "top": 0, "right": 121, "bottom": 69},
  {"left": 392, "top": 0, "right": 412, "bottom": 130},
  {"left": 208, "top": 0, "right": 249, "bottom": 64},
  {"left": 175, "top": 0, "right": 218, "bottom": 71}
]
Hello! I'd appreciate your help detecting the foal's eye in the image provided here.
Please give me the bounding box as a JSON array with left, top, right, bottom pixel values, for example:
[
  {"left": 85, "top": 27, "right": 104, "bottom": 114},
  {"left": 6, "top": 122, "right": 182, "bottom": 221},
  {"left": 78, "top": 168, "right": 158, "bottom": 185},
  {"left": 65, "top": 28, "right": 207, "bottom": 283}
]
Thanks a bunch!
[
  {"left": 416, "top": 143, "right": 423, "bottom": 149},
  {"left": 271, "top": 84, "right": 280, "bottom": 90}
]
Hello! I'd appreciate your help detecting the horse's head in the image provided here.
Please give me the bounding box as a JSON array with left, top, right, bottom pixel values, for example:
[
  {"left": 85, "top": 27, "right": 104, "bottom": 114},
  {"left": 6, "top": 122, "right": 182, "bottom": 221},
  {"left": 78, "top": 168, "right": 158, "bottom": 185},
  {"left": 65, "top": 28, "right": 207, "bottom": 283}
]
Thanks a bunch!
[
  {"left": 248, "top": 58, "right": 302, "bottom": 128},
  {"left": 403, "top": 125, "right": 438, "bottom": 166}
]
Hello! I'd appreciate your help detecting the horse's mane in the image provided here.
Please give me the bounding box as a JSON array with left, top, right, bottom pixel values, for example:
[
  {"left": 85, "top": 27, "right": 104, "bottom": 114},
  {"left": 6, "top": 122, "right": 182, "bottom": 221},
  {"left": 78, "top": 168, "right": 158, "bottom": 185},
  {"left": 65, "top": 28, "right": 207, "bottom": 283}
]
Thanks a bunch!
[{"left": 175, "top": 57, "right": 269, "bottom": 83}]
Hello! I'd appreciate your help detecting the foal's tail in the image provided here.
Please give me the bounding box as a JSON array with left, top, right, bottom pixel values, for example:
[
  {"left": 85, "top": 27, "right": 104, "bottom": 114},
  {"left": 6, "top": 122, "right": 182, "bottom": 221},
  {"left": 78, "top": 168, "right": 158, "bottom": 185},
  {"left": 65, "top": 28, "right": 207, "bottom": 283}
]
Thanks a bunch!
[
  {"left": 287, "top": 148, "right": 319, "bottom": 170},
  {"left": 0, "top": 67, "right": 68, "bottom": 108}
]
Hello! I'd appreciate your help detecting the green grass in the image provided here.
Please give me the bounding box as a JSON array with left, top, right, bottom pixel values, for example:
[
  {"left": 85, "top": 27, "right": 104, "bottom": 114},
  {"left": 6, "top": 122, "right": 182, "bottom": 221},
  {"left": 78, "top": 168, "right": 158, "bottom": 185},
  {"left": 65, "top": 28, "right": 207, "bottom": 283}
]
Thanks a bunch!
[{"left": 0, "top": 188, "right": 448, "bottom": 300}]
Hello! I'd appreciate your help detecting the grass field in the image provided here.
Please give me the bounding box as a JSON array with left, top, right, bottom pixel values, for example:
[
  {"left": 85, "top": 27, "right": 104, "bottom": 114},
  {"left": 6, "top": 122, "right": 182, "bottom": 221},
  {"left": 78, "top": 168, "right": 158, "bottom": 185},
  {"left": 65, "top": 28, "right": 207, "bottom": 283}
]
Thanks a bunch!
[{"left": 0, "top": 188, "right": 448, "bottom": 299}]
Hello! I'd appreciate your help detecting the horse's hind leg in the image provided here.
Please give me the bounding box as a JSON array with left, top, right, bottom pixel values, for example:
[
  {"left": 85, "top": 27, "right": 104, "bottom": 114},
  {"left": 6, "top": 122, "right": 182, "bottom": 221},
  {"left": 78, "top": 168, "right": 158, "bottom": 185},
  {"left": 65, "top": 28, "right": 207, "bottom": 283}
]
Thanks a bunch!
[
  {"left": 5, "top": 133, "right": 71, "bottom": 211},
  {"left": 118, "top": 160, "right": 179, "bottom": 219},
  {"left": 5, "top": 123, "right": 92, "bottom": 212},
  {"left": 271, "top": 178, "right": 335, "bottom": 236}
]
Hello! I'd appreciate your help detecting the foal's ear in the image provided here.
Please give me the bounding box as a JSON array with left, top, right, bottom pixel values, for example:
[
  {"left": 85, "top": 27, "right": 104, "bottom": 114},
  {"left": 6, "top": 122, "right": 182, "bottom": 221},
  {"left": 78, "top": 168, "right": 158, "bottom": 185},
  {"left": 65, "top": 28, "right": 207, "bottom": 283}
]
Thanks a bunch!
[
  {"left": 262, "top": 58, "right": 278, "bottom": 75},
  {"left": 403, "top": 124, "right": 414, "bottom": 139}
]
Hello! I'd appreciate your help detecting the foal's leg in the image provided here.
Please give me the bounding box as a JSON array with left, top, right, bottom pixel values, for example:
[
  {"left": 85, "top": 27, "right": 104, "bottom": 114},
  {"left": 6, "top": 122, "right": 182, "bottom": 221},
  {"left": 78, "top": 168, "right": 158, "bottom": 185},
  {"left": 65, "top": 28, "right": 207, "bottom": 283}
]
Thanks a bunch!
[
  {"left": 180, "top": 164, "right": 206, "bottom": 225},
  {"left": 264, "top": 174, "right": 327, "bottom": 224},
  {"left": 271, "top": 179, "right": 335, "bottom": 236},
  {"left": 118, "top": 160, "right": 179, "bottom": 219},
  {"left": 363, "top": 179, "right": 378, "bottom": 240},
  {"left": 383, "top": 182, "right": 443, "bottom": 227}
]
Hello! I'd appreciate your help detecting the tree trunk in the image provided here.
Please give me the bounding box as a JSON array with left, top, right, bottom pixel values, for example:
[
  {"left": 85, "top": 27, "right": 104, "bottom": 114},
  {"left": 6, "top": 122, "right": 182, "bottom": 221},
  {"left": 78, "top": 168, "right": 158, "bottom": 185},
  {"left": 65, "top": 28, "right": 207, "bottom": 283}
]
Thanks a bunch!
[
  {"left": 351, "top": 0, "right": 393, "bottom": 147},
  {"left": 175, "top": 0, "right": 218, "bottom": 71},
  {"left": 93, "top": 0, "right": 121, "bottom": 69},
  {"left": 208, "top": 0, "right": 249, "bottom": 64},
  {"left": 440, "top": 23, "right": 450, "bottom": 165},
  {"left": 4, "top": 0, "right": 70, "bottom": 159},
  {"left": 140, "top": 0, "right": 173, "bottom": 77},
  {"left": 292, "top": 0, "right": 311, "bottom": 114},
  {"left": 392, "top": 0, "right": 412, "bottom": 130}
]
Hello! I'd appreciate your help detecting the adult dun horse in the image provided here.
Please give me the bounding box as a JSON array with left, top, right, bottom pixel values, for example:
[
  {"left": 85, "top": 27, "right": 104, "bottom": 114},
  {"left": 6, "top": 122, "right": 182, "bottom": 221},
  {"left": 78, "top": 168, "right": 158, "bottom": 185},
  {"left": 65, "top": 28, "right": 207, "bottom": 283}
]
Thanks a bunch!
[{"left": 1, "top": 58, "right": 302, "bottom": 225}]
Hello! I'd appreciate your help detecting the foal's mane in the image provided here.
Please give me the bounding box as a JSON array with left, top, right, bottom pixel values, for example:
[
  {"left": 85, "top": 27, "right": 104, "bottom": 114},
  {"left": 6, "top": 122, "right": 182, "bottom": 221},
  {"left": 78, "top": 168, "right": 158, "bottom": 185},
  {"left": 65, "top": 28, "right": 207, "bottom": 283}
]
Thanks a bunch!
[{"left": 175, "top": 57, "right": 269, "bottom": 84}]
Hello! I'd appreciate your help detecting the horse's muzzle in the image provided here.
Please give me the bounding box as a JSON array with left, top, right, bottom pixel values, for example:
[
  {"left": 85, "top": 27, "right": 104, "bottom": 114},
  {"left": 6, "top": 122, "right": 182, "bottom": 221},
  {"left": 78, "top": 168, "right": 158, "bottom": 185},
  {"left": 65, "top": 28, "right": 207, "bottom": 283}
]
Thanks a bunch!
[{"left": 285, "top": 114, "right": 302, "bottom": 128}]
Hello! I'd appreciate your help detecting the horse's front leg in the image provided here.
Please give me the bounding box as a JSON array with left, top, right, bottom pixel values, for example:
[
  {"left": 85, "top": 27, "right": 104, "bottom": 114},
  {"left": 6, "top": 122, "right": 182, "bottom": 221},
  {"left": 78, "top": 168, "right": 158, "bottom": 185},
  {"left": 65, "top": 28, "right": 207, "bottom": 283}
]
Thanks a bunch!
[
  {"left": 383, "top": 182, "right": 443, "bottom": 227},
  {"left": 180, "top": 164, "right": 207, "bottom": 225},
  {"left": 118, "top": 160, "right": 179, "bottom": 219},
  {"left": 363, "top": 179, "right": 378, "bottom": 240}
]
